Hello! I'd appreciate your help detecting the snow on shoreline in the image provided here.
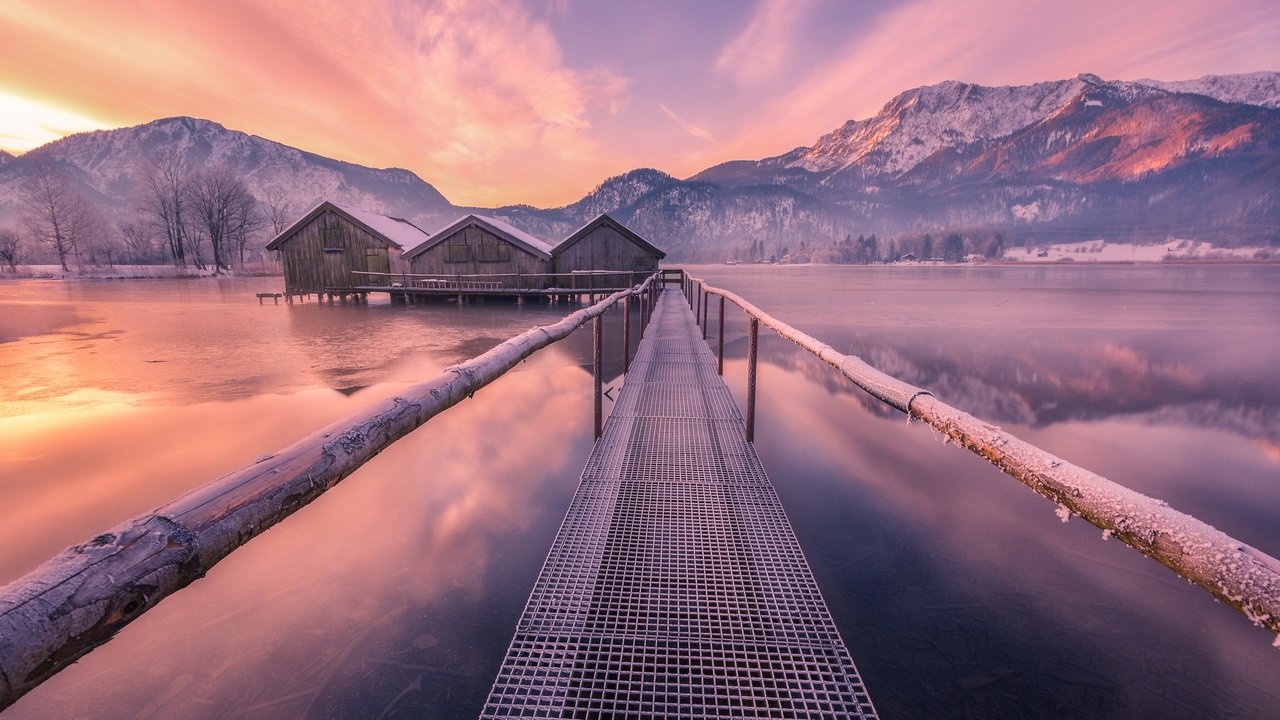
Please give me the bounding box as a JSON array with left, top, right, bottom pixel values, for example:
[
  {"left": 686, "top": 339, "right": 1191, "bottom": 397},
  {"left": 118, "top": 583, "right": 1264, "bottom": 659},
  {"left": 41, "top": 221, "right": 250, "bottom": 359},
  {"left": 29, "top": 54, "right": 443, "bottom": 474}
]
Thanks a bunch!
[
  {"left": 1000, "top": 240, "right": 1274, "bottom": 263},
  {"left": 0, "top": 264, "right": 281, "bottom": 280}
]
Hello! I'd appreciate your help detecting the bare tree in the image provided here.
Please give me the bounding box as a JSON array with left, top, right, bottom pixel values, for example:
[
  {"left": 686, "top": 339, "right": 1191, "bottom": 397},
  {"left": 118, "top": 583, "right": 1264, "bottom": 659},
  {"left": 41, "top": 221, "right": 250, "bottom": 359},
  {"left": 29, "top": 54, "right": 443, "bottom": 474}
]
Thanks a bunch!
[
  {"left": 21, "top": 164, "right": 102, "bottom": 271},
  {"left": 117, "top": 219, "right": 155, "bottom": 264},
  {"left": 0, "top": 228, "right": 24, "bottom": 271},
  {"left": 140, "top": 151, "right": 192, "bottom": 268},
  {"left": 230, "top": 191, "right": 266, "bottom": 267},
  {"left": 260, "top": 187, "right": 298, "bottom": 236},
  {"left": 187, "top": 166, "right": 259, "bottom": 272}
]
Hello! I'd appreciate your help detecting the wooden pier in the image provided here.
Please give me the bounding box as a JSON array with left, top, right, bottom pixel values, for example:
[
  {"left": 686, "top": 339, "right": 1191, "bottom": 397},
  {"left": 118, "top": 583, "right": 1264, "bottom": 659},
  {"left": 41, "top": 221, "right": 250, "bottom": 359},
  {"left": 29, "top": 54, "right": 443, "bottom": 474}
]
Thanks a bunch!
[{"left": 481, "top": 289, "right": 877, "bottom": 718}]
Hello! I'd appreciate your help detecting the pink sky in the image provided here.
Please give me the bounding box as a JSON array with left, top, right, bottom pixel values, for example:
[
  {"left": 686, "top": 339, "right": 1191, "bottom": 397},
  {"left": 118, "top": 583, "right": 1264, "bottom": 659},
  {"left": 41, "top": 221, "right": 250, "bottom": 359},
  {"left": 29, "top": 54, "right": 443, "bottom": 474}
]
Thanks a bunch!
[{"left": 1, "top": 0, "right": 1277, "bottom": 207}]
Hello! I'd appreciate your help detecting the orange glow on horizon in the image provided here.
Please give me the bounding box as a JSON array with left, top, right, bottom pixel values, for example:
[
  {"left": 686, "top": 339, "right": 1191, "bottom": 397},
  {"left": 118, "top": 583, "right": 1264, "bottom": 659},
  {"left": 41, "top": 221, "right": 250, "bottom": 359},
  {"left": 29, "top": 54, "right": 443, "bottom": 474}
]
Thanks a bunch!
[{"left": 0, "top": 91, "right": 111, "bottom": 154}]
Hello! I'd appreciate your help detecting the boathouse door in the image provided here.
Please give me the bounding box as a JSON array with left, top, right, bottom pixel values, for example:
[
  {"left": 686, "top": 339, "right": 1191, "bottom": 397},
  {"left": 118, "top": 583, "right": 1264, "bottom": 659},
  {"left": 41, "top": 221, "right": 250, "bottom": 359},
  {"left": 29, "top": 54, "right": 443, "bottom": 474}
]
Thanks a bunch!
[{"left": 365, "top": 247, "right": 390, "bottom": 285}]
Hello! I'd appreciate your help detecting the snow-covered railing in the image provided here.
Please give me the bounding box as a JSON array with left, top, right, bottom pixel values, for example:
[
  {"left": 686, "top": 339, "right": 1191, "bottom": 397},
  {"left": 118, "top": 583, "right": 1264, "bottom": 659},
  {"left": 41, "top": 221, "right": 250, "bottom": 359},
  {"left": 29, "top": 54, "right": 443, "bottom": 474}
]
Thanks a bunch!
[
  {"left": 0, "top": 273, "right": 661, "bottom": 711},
  {"left": 682, "top": 271, "right": 1280, "bottom": 644}
]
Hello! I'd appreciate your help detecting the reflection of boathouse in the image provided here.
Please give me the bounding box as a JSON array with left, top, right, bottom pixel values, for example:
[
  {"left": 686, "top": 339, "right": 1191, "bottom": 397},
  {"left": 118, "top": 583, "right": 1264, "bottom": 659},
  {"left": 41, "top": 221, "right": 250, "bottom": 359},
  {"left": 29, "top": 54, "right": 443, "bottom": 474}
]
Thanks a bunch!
[{"left": 269, "top": 203, "right": 665, "bottom": 299}]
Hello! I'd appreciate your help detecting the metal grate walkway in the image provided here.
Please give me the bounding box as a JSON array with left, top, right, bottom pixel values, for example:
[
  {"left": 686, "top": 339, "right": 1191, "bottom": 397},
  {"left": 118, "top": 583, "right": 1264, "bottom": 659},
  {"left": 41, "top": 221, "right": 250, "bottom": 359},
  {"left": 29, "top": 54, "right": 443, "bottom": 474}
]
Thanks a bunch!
[{"left": 481, "top": 289, "right": 878, "bottom": 719}]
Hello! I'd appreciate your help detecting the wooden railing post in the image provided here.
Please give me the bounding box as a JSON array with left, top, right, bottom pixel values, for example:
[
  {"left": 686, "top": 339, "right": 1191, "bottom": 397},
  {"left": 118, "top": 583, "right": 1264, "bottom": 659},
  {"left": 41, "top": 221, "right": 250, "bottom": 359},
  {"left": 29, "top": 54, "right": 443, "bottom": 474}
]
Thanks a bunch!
[
  {"left": 701, "top": 286, "right": 708, "bottom": 340},
  {"left": 640, "top": 289, "right": 648, "bottom": 336},
  {"left": 593, "top": 314, "right": 603, "bottom": 440},
  {"left": 623, "top": 296, "right": 632, "bottom": 372},
  {"left": 746, "top": 316, "right": 758, "bottom": 443},
  {"left": 717, "top": 295, "right": 725, "bottom": 376}
]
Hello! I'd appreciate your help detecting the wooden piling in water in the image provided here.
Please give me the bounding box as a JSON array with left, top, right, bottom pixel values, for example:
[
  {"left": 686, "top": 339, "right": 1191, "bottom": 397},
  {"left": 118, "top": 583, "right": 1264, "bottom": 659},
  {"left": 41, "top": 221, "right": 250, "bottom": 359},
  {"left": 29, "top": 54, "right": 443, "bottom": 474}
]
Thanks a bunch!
[
  {"left": 623, "top": 296, "right": 631, "bottom": 372},
  {"left": 593, "top": 315, "right": 603, "bottom": 440},
  {"left": 718, "top": 296, "right": 725, "bottom": 376},
  {"left": 746, "top": 316, "right": 758, "bottom": 443}
]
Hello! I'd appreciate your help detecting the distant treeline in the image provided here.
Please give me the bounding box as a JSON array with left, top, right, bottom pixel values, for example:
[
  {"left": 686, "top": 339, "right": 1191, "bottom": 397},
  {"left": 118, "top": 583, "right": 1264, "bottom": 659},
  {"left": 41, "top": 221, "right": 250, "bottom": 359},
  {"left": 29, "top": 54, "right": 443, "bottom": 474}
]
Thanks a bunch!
[{"left": 718, "top": 229, "right": 1006, "bottom": 265}]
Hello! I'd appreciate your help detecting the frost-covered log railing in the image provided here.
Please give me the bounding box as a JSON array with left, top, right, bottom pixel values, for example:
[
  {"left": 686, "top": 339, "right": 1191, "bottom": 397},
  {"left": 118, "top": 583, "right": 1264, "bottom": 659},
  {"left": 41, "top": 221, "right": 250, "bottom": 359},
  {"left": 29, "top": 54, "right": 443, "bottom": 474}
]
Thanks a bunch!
[
  {"left": 0, "top": 273, "right": 660, "bottom": 711},
  {"left": 683, "top": 272, "right": 1280, "bottom": 643}
]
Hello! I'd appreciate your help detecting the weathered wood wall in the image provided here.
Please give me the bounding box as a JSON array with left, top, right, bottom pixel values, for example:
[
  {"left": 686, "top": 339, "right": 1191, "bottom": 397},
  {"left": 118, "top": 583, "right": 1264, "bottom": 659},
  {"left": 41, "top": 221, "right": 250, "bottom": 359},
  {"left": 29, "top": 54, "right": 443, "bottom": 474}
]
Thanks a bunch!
[
  {"left": 554, "top": 225, "right": 660, "bottom": 289},
  {"left": 409, "top": 225, "right": 549, "bottom": 285},
  {"left": 278, "top": 211, "right": 397, "bottom": 294}
]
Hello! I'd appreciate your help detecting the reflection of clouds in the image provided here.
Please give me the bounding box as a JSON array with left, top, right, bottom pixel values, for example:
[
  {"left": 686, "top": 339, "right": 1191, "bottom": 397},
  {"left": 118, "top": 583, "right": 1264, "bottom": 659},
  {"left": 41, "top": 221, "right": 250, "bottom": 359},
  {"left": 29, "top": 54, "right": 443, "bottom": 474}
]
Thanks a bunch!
[
  {"left": 760, "top": 332, "right": 1278, "bottom": 441},
  {"left": 750, "top": 362, "right": 1280, "bottom": 716},
  {"left": 1258, "top": 439, "right": 1280, "bottom": 464},
  {"left": 0, "top": 386, "right": 396, "bottom": 583},
  {"left": 0, "top": 278, "right": 581, "bottom": 412},
  {"left": 4, "top": 350, "right": 596, "bottom": 719}
]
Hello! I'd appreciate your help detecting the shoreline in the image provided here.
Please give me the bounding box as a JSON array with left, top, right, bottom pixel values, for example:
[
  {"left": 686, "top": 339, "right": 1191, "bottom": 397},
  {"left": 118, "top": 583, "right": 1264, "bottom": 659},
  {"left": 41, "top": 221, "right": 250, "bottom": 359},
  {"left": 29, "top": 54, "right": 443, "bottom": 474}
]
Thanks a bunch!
[
  {"left": 3, "top": 257, "right": 1278, "bottom": 282},
  {"left": 0, "top": 266, "right": 284, "bottom": 281}
]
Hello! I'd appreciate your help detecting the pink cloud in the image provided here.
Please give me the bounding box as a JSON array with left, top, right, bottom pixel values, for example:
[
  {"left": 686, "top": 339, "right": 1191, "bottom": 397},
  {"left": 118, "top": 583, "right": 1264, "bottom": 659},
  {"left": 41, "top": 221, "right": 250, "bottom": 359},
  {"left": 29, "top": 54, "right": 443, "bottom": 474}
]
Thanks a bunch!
[
  {"left": 723, "top": 0, "right": 1280, "bottom": 163},
  {"left": 0, "top": 0, "right": 631, "bottom": 206},
  {"left": 659, "top": 103, "right": 717, "bottom": 142},
  {"left": 715, "top": 0, "right": 814, "bottom": 86}
]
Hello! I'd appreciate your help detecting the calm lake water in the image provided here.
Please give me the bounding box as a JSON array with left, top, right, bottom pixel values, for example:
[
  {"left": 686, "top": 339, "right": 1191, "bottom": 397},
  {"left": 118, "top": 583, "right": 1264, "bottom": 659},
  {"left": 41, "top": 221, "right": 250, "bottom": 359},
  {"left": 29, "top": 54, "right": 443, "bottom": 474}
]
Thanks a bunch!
[{"left": 1, "top": 265, "right": 1278, "bottom": 719}]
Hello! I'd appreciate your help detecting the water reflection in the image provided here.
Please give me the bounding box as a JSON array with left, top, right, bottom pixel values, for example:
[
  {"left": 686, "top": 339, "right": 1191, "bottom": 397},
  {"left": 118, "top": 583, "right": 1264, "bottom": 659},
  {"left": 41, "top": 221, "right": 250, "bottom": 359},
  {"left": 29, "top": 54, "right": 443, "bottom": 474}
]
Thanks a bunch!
[
  {"left": 7, "top": 358, "right": 596, "bottom": 717},
  {"left": 4, "top": 345, "right": 602, "bottom": 720},
  {"left": 0, "top": 278, "right": 577, "bottom": 415},
  {"left": 744, "top": 363, "right": 1280, "bottom": 718},
  {"left": 751, "top": 329, "right": 1280, "bottom": 443},
  {"left": 691, "top": 264, "right": 1280, "bottom": 719},
  {"left": 1, "top": 278, "right": 632, "bottom": 719},
  {"left": 3, "top": 269, "right": 1278, "bottom": 719}
]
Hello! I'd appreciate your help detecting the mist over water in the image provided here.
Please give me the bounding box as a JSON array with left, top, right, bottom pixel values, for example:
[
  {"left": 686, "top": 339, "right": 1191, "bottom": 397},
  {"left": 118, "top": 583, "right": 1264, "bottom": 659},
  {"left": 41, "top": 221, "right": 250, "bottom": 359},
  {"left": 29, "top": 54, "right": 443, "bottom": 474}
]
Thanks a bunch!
[{"left": 1, "top": 267, "right": 1277, "bottom": 719}]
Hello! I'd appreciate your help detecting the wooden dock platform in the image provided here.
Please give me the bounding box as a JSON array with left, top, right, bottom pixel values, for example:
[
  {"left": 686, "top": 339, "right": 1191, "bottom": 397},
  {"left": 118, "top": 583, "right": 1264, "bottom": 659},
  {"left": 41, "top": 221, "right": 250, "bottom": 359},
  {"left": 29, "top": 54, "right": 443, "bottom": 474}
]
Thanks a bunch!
[
  {"left": 350, "top": 284, "right": 637, "bottom": 303},
  {"left": 481, "top": 288, "right": 878, "bottom": 718}
]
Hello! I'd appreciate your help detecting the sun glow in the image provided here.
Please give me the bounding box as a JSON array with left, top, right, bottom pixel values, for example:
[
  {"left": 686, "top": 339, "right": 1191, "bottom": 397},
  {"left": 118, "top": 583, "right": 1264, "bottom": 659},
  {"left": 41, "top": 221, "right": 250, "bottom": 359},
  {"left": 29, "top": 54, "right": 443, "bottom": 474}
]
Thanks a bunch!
[{"left": 0, "top": 90, "right": 108, "bottom": 153}]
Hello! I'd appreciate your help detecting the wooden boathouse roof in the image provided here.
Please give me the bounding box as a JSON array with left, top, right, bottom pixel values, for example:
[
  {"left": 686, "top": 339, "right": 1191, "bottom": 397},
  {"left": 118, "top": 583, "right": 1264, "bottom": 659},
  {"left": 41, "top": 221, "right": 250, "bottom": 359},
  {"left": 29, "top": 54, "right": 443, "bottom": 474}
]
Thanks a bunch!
[
  {"left": 554, "top": 212, "right": 666, "bottom": 259},
  {"left": 404, "top": 213, "right": 556, "bottom": 261},
  {"left": 265, "top": 200, "right": 433, "bottom": 253}
]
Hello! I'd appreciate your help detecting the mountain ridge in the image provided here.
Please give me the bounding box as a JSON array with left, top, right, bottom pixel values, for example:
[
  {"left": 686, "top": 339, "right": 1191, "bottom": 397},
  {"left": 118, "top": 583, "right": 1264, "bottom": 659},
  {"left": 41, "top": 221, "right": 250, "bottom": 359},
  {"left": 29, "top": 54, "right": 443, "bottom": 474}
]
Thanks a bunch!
[{"left": 1, "top": 71, "right": 1277, "bottom": 261}]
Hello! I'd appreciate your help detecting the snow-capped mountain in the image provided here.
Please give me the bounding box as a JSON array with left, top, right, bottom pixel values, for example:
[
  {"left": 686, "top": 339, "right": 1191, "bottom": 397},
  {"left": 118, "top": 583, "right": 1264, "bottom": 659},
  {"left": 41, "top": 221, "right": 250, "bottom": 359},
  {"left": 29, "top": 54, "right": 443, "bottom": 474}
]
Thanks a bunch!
[
  {"left": 1135, "top": 71, "right": 1280, "bottom": 109},
  {"left": 671, "top": 71, "right": 1280, "bottom": 252},
  {"left": 695, "top": 72, "right": 1275, "bottom": 189},
  {"left": 0, "top": 117, "right": 457, "bottom": 230},
  {"left": 1, "top": 71, "right": 1276, "bottom": 261}
]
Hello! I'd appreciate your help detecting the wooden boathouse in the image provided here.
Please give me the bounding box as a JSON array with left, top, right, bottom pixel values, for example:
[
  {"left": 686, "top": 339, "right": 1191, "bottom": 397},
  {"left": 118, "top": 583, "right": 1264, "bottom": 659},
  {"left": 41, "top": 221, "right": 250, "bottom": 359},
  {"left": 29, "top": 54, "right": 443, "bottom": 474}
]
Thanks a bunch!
[
  {"left": 266, "top": 201, "right": 432, "bottom": 297},
  {"left": 552, "top": 213, "right": 665, "bottom": 290},
  {"left": 271, "top": 203, "right": 667, "bottom": 301},
  {"left": 368, "top": 212, "right": 664, "bottom": 301},
  {"left": 403, "top": 214, "right": 554, "bottom": 286}
]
